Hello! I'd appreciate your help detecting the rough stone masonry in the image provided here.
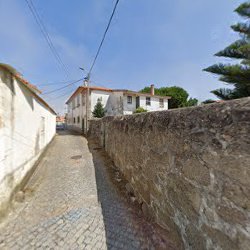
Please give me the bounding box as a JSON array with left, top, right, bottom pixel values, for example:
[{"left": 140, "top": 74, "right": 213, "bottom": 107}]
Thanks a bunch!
[{"left": 88, "top": 97, "right": 250, "bottom": 250}]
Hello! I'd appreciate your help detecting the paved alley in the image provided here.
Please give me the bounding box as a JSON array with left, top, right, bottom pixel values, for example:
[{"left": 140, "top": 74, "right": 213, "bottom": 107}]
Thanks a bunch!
[{"left": 0, "top": 130, "right": 171, "bottom": 250}]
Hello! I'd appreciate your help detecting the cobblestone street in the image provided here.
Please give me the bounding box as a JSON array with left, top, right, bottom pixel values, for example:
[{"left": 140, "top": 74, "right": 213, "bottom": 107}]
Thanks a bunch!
[{"left": 0, "top": 130, "right": 171, "bottom": 250}]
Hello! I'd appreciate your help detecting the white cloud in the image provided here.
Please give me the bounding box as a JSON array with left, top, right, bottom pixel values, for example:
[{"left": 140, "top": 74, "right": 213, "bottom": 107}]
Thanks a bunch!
[{"left": 0, "top": 0, "right": 92, "bottom": 113}]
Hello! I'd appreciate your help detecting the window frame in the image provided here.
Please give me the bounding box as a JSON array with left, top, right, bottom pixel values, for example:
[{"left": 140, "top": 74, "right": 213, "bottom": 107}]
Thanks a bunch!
[
  {"left": 146, "top": 97, "right": 151, "bottom": 106},
  {"left": 127, "top": 95, "right": 132, "bottom": 104}
]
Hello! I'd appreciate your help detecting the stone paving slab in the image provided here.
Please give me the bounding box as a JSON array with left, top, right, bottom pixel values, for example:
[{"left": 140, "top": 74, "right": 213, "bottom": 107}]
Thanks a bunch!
[{"left": 0, "top": 130, "right": 173, "bottom": 249}]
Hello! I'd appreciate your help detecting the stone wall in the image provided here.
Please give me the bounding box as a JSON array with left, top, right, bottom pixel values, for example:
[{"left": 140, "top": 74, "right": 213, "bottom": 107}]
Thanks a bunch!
[{"left": 88, "top": 97, "right": 250, "bottom": 250}]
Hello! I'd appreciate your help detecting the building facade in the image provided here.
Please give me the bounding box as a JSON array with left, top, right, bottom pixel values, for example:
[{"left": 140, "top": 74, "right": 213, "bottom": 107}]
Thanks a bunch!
[
  {"left": 0, "top": 63, "right": 56, "bottom": 215},
  {"left": 66, "top": 85, "right": 170, "bottom": 133}
]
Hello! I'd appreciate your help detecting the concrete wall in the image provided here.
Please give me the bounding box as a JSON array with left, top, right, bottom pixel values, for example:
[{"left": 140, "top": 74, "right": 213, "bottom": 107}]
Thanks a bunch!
[
  {"left": 88, "top": 97, "right": 250, "bottom": 250},
  {"left": 0, "top": 68, "right": 56, "bottom": 217}
]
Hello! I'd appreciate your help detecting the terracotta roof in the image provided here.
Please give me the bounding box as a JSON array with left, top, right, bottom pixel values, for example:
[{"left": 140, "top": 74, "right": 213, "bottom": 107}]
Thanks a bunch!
[
  {"left": 0, "top": 63, "right": 56, "bottom": 115},
  {"left": 113, "top": 89, "right": 171, "bottom": 99},
  {"left": 14, "top": 74, "right": 41, "bottom": 94},
  {"left": 56, "top": 116, "right": 65, "bottom": 122},
  {"left": 0, "top": 63, "right": 41, "bottom": 94},
  {"left": 86, "top": 86, "right": 112, "bottom": 92},
  {"left": 65, "top": 86, "right": 171, "bottom": 104}
]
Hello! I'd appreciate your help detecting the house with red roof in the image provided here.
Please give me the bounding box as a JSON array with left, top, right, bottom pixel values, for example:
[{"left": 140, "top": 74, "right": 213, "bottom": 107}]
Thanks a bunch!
[{"left": 66, "top": 84, "right": 170, "bottom": 133}]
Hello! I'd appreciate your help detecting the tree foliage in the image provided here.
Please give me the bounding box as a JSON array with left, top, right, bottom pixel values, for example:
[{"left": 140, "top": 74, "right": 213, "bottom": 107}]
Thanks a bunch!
[
  {"left": 134, "top": 107, "right": 147, "bottom": 113},
  {"left": 203, "top": 2, "right": 250, "bottom": 100},
  {"left": 92, "top": 99, "right": 105, "bottom": 118},
  {"left": 140, "top": 86, "right": 198, "bottom": 109}
]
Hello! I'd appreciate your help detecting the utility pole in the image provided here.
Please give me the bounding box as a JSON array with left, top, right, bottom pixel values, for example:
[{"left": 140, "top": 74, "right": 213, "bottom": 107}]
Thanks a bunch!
[
  {"left": 80, "top": 67, "right": 90, "bottom": 134},
  {"left": 84, "top": 74, "right": 90, "bottom": 134}
]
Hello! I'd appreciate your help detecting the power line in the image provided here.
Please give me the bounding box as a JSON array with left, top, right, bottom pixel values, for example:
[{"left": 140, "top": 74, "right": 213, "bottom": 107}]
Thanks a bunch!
[
  {"left": 38, "top": 79, "right": 83, "bottom": 87},
  {"left": 29, "top": 0, "right": 71, "bottom": 77},
  {"left": 46, "top": 87, "right": 76, "bottom": 101},
  {"left": 41, "top": 78, "right": 83, "bottom": 95},
  {"left": 88, "top": 0, "right": 120, "bottom": 77},
  {"left": 44, "top": 0, "right": 120, "bottom": 103},
  {"left": 24, "top": 0, "right": 71, "bottom": 78}
]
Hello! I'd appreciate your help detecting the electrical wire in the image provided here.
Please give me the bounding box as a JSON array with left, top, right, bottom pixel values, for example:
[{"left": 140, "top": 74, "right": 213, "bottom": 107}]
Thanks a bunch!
[
  {"left": 43, "top": 0, "right": 120, "bottom": 102},
  {"left": 46, "top": 88, "right": 76, "bottom": 101},
  {"left": 24, "top": 0, "right": 71, "bottom": 78},
  {"left": 41, "top": 78, "right": 83, "bottom": 95},
  {"left": 88, "top": 0, "right": 120, "bottom": 77},
  {"left": 37, "top": 79, "right": 82, "bottom": 86}
]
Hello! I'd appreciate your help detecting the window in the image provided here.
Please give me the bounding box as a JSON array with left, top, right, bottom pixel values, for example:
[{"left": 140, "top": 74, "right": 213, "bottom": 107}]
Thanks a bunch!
[
  {"left": 127, "top": 96, "right": 132, "bottom": 104},
  {"left": 77, "top": 116, "right": 80, "bottom": 123},
  {"left": 146, "top": 97, "right": 151, "bottom": 106},
  {"left": 73, "top": 117, "right": 76, "bottom": 123},
  {"left": 159, "top": 98, "right": 164, "bottom": 108}
]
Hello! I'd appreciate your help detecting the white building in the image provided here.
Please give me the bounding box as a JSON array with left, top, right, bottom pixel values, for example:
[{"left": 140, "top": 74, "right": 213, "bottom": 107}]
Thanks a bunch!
[
  {"left": 0, "top": 63, "right": 56, "bottom": 215},
  {"left": 66, "top": 84, "right": 170, "bottom": 133}
]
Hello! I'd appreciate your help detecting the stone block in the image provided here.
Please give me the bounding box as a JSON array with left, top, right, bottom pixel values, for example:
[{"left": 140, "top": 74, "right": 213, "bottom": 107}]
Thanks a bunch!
[
  {"left": 222, "top": 179, "right": 250, "bottom": 210},
  {"left": 237, "top": 232, "right": 250, "bottom": 250},
  {"left": 141, "top": 202, "right": 152, "bottom": 221},
  {"left": 185, "top": 224, "right": 206, "bottom": 250},
  {"left": 216, "top": 204, "right": 247, "bottom": 227},
  {"left": 167, "top": 176, "right": 201, "bottom": 221},
  {"left": 202, "top": 224, "right": 238, "bottom": 250},
  {"left": 182, "top": 157, "right": 210, "bottom": 186}
]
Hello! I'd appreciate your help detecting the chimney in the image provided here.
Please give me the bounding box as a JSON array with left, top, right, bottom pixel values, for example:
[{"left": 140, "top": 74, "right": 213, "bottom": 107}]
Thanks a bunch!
[{"left": 150, "top": 84, "right": 155, "bottom": 96}]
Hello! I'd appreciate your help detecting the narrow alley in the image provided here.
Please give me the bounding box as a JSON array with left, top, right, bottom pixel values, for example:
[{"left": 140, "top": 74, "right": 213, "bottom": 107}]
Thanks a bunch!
[{"left": 0, "top": 131, "right": 170, "bottom": 250}]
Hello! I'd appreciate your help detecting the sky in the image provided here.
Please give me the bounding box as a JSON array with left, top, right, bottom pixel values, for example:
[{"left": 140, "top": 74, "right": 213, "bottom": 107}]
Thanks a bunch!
[{"left": 0, "top": 0, "right": 243, "bottom": 113}]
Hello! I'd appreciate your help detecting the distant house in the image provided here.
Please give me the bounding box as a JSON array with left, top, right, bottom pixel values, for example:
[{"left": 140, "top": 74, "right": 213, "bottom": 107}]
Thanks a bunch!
[
  {"left": 56, "top": 115, "right": 65, "bottom": 123},
  {"left": 0, "top": 63, "right": 56, "bottom": 215},
  {"left": 66, "top": 84, "right": 170, "bottom": 133}
]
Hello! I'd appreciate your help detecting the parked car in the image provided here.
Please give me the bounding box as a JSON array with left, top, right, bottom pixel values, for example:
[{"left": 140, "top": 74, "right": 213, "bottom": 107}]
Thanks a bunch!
[{"left": 56, "top": 122, "right": 65, "bottom": 130}]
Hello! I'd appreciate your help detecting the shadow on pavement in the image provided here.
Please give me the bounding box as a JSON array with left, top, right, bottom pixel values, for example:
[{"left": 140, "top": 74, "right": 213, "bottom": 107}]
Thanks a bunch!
[
  {"left": 56, "top": 129, "right": 83, "bottom": 136},
  {"left": 87, "top": 137, "right": 175, "bottom": 250}
]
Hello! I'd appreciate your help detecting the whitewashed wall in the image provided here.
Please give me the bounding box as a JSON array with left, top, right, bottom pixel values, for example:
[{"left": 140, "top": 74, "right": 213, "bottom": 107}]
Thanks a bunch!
[
  {"left": 139, "top": 96, "right": 168, "bottom": 112},
  {"left": 105, "top": 91, "right": 123, "bottom": 116},
  {"left": 0, "top": 68, "right": 56, "bottom": 215},
  {"left": 67, "top": 96, "right": 82, "bottom": 131},
  {"left": 67, "top": 90, "right": 111, "bottom": 132},
  {"left": 123, "top": 95, "right": 136, "bottom": 115},
  {"left": 90, "top": 90, "right": 110, "bottom": 112}
]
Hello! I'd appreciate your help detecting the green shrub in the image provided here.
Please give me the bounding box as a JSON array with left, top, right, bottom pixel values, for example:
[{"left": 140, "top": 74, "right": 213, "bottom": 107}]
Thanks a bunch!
[{"left": 134, "top": 107, "right": 147, "bottom": 113}]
